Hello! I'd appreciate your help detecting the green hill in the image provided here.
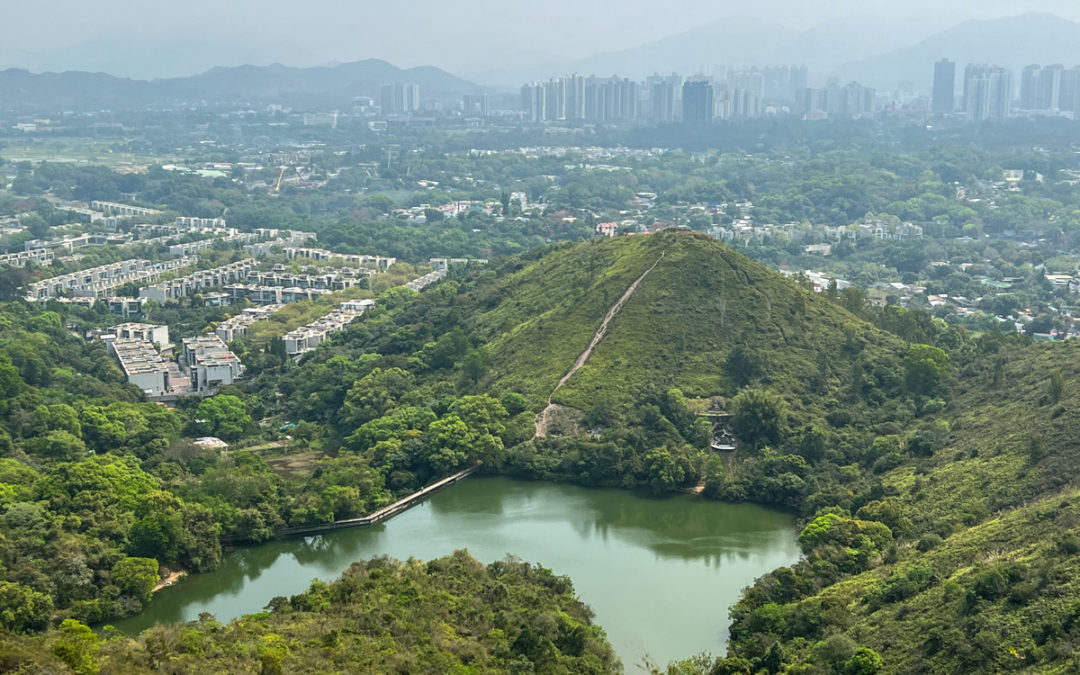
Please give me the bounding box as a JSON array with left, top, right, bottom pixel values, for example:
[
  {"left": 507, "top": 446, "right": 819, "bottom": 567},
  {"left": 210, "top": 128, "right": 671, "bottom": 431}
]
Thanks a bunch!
[
  {"left": 717, "top": 341, "right": 1080, "bottom": 674},
  {"left": 473, "top": 232, "right": 905, "bottom": 426}
]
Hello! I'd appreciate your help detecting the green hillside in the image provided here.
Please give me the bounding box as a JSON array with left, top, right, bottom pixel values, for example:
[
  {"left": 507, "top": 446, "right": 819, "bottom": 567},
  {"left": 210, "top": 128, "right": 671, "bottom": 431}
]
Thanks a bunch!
[
  {"left": 474, "top": 232, "right": 906, "bottom": 428},
  {"left": 715, "top": 341, "right": 1080, "bottom": 674}
]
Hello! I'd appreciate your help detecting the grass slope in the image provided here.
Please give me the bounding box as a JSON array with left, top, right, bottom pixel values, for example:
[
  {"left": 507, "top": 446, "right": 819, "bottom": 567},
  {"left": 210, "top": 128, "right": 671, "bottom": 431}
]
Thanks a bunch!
[{"left": 474, "top": 232, "right": 905, "bottom": 428}]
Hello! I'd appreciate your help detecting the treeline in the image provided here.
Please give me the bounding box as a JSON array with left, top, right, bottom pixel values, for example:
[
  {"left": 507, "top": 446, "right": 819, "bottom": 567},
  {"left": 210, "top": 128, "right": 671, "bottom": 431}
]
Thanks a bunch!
[{"left": 0, "top": 551, "right": 619, "bottom": 674}]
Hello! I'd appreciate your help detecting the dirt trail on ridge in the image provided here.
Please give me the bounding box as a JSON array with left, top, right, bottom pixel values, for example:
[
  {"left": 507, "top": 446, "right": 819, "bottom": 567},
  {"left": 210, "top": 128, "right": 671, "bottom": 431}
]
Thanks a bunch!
[{"left": 533, "top": 252, "right": 665, "bottom": 438}]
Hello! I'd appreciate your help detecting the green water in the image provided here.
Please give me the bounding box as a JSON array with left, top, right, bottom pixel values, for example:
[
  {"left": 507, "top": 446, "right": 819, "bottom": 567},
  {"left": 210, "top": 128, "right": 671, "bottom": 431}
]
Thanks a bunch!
[{"left": 112, "top": 477, "right": 799, "bottom": 670}]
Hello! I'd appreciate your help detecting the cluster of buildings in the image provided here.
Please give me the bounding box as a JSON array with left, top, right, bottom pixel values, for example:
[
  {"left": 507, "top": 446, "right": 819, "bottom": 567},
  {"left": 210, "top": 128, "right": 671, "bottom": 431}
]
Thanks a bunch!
[
  {"left": 102, "top": 323, "right": 173, "bottom": 397},
  {"left": 519, "top": 67, "right": 874, "bottom": 123},
  {"left": 102, "top": 319, "right": 244, "bottom": 398},
  {"left": 25, "top": 257, "right": 195, "bottom": 300},
  {"left": 23, "top": 232, "right": 132, "bottom": 253},
  {"left": 214, "top": 305, "right": 283, "bottom": 343},
  {"left": 243, "top": 229, "right": 318, "bottom": 257},
  {"left": 0, "top": 248, "right": 54, "bottom": 267},
  {"left": 930, "top": 59, "right": 1080, "bottom": 121},
  {"left": 282, "top": 247, "right": 396, "bottom": 271},
  {"left": 139, "top": 260, "right": 258, "bottom": 302},
  {"left": 712, "top": 218, "right": 924, "bottom": 245},
  {"left": 283, "top": 298, "right": 375, "bottom": 357},
  {"left": 406, "top": 268, "right": 448, "bottom": 291},
  {"left": 138, "top": 258, "right": 366, "bottom": 306},
  {"left": 931, "top": 60, "right": 1013, "bottom": 121},
  {"left": 391, "top": 199, "right": 503, "bottom": 222},
  {"left": 1017, "top": 63, "right": 1080, "bottom": 115}
]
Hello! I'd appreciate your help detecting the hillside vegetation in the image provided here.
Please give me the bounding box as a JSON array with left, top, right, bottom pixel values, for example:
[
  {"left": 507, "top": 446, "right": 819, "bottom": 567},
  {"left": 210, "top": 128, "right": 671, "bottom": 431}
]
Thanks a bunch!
[
  {"left": 711, "top": 341, "right": 1080, "bottom": 674},
  {"left": 0, "top": 550, "right": 618, "bottom": 674}
]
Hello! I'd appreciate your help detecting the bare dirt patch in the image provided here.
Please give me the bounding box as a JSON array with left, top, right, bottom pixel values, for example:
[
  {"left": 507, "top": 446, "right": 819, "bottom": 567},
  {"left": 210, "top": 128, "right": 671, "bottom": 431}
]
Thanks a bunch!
[{"left": 267, "top": 451, "right": 326, "bottom": 478}]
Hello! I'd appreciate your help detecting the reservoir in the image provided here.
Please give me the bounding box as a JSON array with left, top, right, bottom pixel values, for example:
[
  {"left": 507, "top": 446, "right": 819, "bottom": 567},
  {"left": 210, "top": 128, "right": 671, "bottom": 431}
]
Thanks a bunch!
[{"left": 112, "top": 477, "right": 800, "bottom": 670}]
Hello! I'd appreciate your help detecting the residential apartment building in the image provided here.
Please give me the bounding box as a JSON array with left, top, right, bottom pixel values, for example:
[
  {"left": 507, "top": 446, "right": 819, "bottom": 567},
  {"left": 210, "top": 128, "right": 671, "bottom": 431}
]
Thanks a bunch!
[
  {"left": 89, "top": 201, "right": 162, "bottom": 217},
  {"left": 107, "top": 338, "right": 171, "bottom": 397},
  {"left": 406, "top": 268, "right": 447, "bottom": 291},
  {"left": 215, "top": 305, "right": 283, "bottom": 343},
  {"left": 221, "top": 284, "right": 332, "bottom": 305},
  {"left": 428, "top": 257, "right": 488, "bottom": 271},
  {"left": 140, "top": 260, "right": 258, "bottom": 302},
  {"left": 283, "top": 299, "right": 375, "bottom": 357},
  {"left": 0, "top": 249, "right": 53, "bottom": 267},
  {"left": 112, "top": 322, "right": 170, "bottom": 347},
  {"left": 176, "top": 216, "right": 228, "bottom": 229},
  {"left": 282, "top": 247, "right": 395, "bottom": 270},
  {"left": 25, "top": 257, "right": 194, "bottom": 300},
  {"left": 181, "top": 335, "right": 244, "bottom": 393}
]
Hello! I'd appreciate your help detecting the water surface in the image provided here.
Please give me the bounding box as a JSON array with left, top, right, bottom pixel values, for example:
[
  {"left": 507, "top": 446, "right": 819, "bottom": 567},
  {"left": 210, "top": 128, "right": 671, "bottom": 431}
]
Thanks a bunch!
[{"left": 113, "top": 477, "right": 799, "bottom": 669}]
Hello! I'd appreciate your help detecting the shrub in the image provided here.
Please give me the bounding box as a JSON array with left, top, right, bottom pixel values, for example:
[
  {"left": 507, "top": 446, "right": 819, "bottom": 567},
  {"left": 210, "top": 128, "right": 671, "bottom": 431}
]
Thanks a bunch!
[{"left": 916, "top": 533, "right": 943, "bottom": 552}]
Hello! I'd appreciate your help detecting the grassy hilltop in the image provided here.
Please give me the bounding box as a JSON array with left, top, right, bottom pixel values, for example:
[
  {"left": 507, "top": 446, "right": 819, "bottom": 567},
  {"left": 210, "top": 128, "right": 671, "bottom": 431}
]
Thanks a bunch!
[{"left": 474, "top": 232, "right": 906, "bottom": 425}]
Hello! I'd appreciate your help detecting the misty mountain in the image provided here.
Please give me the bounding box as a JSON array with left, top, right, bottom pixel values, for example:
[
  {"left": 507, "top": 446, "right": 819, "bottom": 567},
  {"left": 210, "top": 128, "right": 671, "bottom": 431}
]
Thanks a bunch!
[
  {"left": 474, "top": 14, "right": 941, "bottom": 85},
  {"left": 834, "top": 12, "right": 1080, "bottom": 89},
  {"left": 0, "top": 36, "right": 329, "bottom": 82},
  {"left": 0, "top": 59, "right": 481, "bottom": 111}
]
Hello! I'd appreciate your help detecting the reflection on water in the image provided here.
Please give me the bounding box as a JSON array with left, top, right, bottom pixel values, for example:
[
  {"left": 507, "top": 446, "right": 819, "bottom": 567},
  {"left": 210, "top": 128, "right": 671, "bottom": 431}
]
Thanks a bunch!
[{"left": 112, "top": 477, "right": 800, "bottom": 669}]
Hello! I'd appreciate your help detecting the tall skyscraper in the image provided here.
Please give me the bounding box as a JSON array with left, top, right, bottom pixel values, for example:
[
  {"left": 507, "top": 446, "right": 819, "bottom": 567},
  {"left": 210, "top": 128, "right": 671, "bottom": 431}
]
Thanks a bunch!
[
  {"left": 649, "top": 75, "right": 679, "bottom": 123},
  {"left": 565, "top": 74, "right": 586, "bottom": 121},
  {"left": 1060, "top": 67, "right": 1080, "bottom": 116},
  {"left": 682, "top": 80, "right": 714, "bottom": 125},
  {"left": 520, "top": 83, "right": 546, "bottom": 122},
  {"left": 964, "top": 65, "right": 1012, "bottom": 121},
  {"left": 462, "top": 93, "right": 489, "bottom": 117},
  {"left": 932, "top": 59, "right": 955, "bottom": 113},
  {"left": 544, "top": 77, "right": 567, "bottom": 121},
  {"left": 1019, "top": 64, "right": 1040, "bottom": 109},
  {"left": 789, "top": 65, "right": 808, "bottom": 92},
  {"left": 380, "top": 83, "right": 420, "bottom": 114},
  {"left": 1036, "top": 64, "right": 1065, "bottom": 110}
]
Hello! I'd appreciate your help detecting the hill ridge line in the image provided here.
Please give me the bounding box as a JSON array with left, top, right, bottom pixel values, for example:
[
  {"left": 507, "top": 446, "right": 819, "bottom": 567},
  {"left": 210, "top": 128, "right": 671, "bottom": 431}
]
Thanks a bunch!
[{"left": 533, "top": 250, "right": 665, "bottom": 438}]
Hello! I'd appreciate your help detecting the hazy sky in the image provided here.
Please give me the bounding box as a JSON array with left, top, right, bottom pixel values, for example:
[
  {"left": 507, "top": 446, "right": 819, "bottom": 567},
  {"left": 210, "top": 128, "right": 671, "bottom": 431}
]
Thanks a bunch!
[{"left": 4, "top": 0, "right": 1080, "bottom": 78}]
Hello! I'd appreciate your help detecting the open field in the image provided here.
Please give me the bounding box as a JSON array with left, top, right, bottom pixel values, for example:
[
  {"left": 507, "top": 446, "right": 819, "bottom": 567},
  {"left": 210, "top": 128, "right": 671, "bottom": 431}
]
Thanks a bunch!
[{"left": 0, "top": 137, "right": 168, "bottom": 170}]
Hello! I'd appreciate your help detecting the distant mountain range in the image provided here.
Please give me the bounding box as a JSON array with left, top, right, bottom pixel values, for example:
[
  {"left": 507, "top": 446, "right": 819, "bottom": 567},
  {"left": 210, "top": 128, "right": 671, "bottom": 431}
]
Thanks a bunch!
[
  {"left": 472, "top": 14, "right": 947, "bottom": 85},
  {"left": 475, "top": 11, "right": 1080, "bottom": 90},
  {"left": 835, "top": 12, "right": 1080, "bottom": 89},
  {"left": 0, "top": 59, "right": 481, "bottom": 110}
]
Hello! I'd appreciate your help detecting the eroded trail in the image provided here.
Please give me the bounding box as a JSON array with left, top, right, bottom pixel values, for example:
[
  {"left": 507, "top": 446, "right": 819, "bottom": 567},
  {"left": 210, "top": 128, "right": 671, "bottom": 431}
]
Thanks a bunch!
[{"left": 534, "top": 252, "right": 665, "bottom": 438}]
